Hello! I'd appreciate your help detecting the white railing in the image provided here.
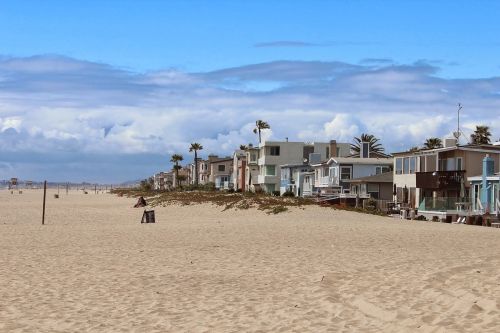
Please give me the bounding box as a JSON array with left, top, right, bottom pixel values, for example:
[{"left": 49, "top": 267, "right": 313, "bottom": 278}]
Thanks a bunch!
[
  {"left": 496, "top": 198, "right": 500, "bottom": 216},
  {"left": 476, "top": 197, "right": 484, "bottom": 214}
]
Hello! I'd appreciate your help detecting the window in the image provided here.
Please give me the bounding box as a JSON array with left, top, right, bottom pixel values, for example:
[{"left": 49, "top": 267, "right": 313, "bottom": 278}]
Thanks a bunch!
[
  {"left": 409, "top": 157, "right": 416, "bottom": 174},
  {"left": 250, "top": 153, "right": 257, "bottom": 162},
  {"left": 305, "top": 176, "right": 310, "bottom": 183},
  {"left": 439, "top": 159, "right": 447, "bottom": 171},
  {"left": 403, "top": 157, "right": 410, "bottom": 174},
  {"left": 323, "top": 168, "right": 330, "bottom": 177},
  {"left": 270, "top": 146, "right": 280, "bottom": 156},
  {"left": 361, "top": 142, "right": 370, "bottom": 158},
  {"left": 396, "top": 158, "right": 403, "bottom": 174},
  {"left": 375, "top": 166, "right": 391, "bottom": 174},
  {"left": 456, "top": 157, "right": 463, "bottom": 171},
  {"left": 218, "top": 165, "right": 225, "bottom": 172},
  {"left": 340, "top": 167, "right": 351, "bottom": 180},
  {"left": 326, "top": 147, "right": 330, "bottom": 158},
  {"left": 367, "top": 184, "right": 379, "bottom": 198},
  {"left": 265, "top": 165, "right": 276, "bottom": 176}
]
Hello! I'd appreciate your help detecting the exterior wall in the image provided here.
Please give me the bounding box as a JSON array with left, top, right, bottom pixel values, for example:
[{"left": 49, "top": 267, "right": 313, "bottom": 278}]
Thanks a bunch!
[
  {"left": 209, "top": 159, "right": 233, "bottom": 189},
  {"left": 232, "top": 151, "right": 247, "bottom": 191},
  {"left": 379, "top": 183, "right": 394, "bottom": 201},
  {"left": 245, "top": 147, "right": 259, "bottom": 191}
]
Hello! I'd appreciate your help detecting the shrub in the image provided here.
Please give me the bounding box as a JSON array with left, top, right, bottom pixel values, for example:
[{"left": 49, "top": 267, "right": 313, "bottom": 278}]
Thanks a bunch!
[
  {"left": 272, "top": 191, "right": 281, "bottom": 196},
  {"left": 282, "top": 190, "right": 295, "bottom": 197},
  {"left": 268, "top": 205, "right": 288, "bottom": 214}
]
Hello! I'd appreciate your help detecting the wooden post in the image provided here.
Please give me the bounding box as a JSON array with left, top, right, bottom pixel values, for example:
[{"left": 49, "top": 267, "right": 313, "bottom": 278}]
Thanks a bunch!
[
  {"left": 42, "top": 180, "right": 47, "bottom": 225},
  {"left": 66, "top": 182, "right": 69, "bottom": 195},
  {"left": 95, "top": 184, "right": 97, "bottom": 194}
]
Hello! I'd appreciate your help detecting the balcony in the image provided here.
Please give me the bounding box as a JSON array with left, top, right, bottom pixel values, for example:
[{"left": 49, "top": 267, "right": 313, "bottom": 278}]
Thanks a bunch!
[
  {"left": 257, "top": 175, "right": 278, "bottom": 184},
  {"left": 415, "top": 170, "right": 465, "bottom": 190}
]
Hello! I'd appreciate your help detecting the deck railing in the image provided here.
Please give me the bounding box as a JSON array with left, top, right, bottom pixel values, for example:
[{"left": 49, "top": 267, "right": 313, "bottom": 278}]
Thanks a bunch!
[
  {"left": 418, "top": 197, "right": 470, "bottom": 212},
  {"left": 415, "top": 170, "right": 465, "bottom": 189}
]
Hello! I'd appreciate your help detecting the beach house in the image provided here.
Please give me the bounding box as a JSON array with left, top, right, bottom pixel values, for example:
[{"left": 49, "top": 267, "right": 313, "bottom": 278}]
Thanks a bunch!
[
  {"left": 257, "top": 140, "right": 350, "bottom": 193},
  {"left": 188, "top": 158, "right": 210, "bottom": 185},
  {"left": 344, "top": 172, "right": 394, "bottom": 200},
  {"left": 392, "top": 140, "right": 500, "bottom": 217},
  {"left": 311, "top": 151, "right": 393, "bottom": 195},
  {"left": 208, "top": 155, "right": 233, "bottom": 190}
]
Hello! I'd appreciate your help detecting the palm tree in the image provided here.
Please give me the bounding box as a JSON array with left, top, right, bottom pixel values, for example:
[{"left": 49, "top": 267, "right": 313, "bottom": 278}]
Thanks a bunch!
[
  {"left": 350, "top": 133, "right": 385, "bottom": 156},
  {"left": 253, "top": 120, "right": 270, "bottom": 144},
  {"left": 189, "top": 143, "right": 203, "bottom": 186},
  {"left": 423, "top": 137, "right": 443, "bottom": 149},
  {"left": 239, "top": 144, "right": 247, "bottom": 150},
  {"left": 408, "top": 146, "right": 420, "bottom": 152},
  {"left": 470, "top": 125, "right": 491, "bottom": 144},
  {"left": 170, "top": 154, "right": 183, "bottom": 187}
]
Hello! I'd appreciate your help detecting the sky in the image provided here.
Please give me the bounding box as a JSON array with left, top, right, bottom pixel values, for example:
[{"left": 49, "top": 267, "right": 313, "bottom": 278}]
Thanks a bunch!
[{"left": 1, "top": 0, "right": 500, "bottom": 183}]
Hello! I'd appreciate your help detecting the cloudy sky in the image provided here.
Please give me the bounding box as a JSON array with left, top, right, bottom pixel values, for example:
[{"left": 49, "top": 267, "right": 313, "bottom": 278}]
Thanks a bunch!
[{"left": 1, "top": 1, "right": 499, "bottom": 183}]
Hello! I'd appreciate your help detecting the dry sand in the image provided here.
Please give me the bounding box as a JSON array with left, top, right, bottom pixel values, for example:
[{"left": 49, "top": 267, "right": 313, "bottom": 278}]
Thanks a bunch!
[{"left": 1, "top": 189, "right": 500, "bottom": 332}]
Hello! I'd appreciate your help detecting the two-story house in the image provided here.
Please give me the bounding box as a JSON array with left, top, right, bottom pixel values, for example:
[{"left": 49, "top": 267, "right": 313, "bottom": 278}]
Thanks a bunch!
[{"left": 312, "top": 153, "right": 393, "bottom": 195}]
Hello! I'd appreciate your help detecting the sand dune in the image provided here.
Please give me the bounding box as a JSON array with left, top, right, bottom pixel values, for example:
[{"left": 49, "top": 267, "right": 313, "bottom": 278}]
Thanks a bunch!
[{"left": 1, "top": 189, "right": 500, "bottom": 332}]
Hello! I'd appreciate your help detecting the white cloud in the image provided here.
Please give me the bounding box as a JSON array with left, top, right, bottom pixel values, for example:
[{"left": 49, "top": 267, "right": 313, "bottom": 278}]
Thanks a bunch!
[{"left": 1, "top": 55, "right": 500, "bottom": 181}]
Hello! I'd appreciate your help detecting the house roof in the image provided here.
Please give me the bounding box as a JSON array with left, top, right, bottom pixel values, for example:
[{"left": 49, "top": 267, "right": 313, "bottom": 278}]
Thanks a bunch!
[
  {"left": 312, "top": 157, "right": 393, "bottom": 166},
  {"left": 467, "top": 172, "right": 500, "bottom": 182},
  {"left": 392, "top": 144, "right": 500, "bottom": 156},
  {"left": 209, "top": 157, "right": 233, "bottom": 163},
  {"left": 280, "top": 163, "right": 310, "bottom": 168},
  {"left": 344, "top": 172, "right": 394, "bottom": 184}
]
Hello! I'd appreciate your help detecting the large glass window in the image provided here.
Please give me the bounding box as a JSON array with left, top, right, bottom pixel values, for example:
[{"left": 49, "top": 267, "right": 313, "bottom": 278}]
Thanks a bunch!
[
  {"left": 265, "top": 165, "right": 276, "bottom": 176},
  {"left": 376, "top": 166, "right": 391, "bottom": 174},
  {"left": 218, "top": 165, "right": 225, "bottom": 172},
  {"left": 270, "top": 146, "right": 280, "bottom": 156},
  {"left": 409, "top": 157, "right": 416, "bottom": 174},
  {"left": 403, "top": 157, "right": 410, "bottom": 174},
  {"left": 362, "top": 142, "right": 370, "bottom": 158},
  {"left": 340, "top": 167, "right": 351, "bottom": 180},
  {"left": 396, "top": 158, "right": 403, "bottom": 174}
]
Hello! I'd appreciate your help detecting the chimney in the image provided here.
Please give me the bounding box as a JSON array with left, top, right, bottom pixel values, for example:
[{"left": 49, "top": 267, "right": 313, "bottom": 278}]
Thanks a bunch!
[
  {"left": 208, "top": 155, "right": 218, "bottom": 163},
  {"left": 329, "top": 140, "right": 338, "bottom": 158}
]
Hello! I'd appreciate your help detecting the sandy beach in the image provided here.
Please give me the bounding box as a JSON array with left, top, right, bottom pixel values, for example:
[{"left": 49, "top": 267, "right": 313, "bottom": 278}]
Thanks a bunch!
[{"left": 1, "top": 190, "right": 500, "bottom": 332}]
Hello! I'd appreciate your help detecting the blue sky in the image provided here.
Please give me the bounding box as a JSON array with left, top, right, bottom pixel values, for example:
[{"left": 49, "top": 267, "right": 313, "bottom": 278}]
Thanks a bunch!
[{"left": 0, "top": 1, "right": 499, "bottom": 182}]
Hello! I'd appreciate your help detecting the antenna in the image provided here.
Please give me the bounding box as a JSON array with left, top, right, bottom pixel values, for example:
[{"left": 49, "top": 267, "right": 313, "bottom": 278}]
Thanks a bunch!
[{"left": 453, "top": 103, "right": 463, "bottom": 144}]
